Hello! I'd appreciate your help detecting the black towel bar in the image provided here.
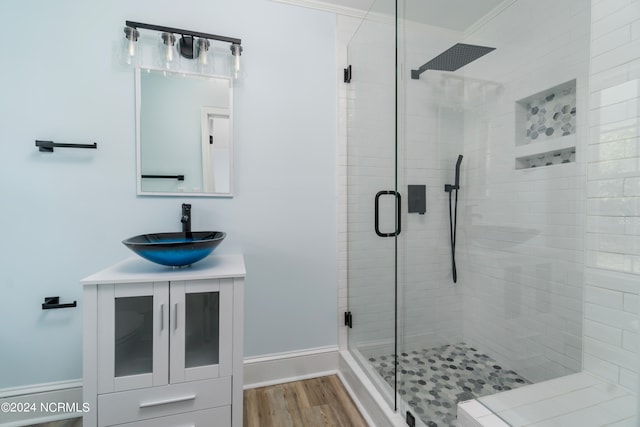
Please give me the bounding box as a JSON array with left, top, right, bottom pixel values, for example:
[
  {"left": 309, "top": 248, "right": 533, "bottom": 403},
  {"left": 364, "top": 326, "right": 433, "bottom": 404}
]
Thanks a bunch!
[
  {"left": 36, "top": 140, "right": 98, "bottom": 152},
  {"left": 142, "top": 174, "right": 185, "bottom": 181}
]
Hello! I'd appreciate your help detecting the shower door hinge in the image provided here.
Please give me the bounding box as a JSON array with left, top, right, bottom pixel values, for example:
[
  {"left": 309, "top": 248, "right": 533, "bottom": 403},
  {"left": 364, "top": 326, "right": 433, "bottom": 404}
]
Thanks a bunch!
[
  {"left": 344, "top": 65, "right": 352, "bottom": 83},
  {"left": 344, "top": 311, "right": 352, "bottom": 328},
  {"left": 406, "top": 411, "right": 416, "bottom": 427}
]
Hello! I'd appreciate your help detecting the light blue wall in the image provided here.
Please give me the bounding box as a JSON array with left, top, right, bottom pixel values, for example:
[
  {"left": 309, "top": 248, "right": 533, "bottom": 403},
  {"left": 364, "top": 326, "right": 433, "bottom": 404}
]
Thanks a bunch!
[{"left": 0, "top": 0, "right": 337, "bottom": 388}]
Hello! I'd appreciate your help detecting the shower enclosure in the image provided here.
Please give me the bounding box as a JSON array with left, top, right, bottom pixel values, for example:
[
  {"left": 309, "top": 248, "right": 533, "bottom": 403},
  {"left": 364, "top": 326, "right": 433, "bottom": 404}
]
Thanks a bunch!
[{"left": 346, "top": 0, "right": 639, "bottom": 426}]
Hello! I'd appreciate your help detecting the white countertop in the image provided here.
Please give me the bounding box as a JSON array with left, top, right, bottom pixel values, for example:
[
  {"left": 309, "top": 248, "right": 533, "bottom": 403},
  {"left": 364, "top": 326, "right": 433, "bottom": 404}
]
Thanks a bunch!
[{"left": 81, "top": 254, "right": 245, "bottom": 285}]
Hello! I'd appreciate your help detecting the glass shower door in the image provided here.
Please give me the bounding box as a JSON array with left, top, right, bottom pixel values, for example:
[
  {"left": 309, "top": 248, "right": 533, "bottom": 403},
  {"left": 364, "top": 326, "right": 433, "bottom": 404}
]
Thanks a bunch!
[
  {"left": 395, "top": 0, "right": 591, "bottom": 425},
  {"left": 346, "top": 0, "right": 399, "bottom": 410}
]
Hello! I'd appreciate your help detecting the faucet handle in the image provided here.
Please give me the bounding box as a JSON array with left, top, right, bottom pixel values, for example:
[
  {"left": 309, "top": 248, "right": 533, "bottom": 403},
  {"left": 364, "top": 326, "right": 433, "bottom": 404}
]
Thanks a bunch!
[{"left": 181, "top": 204, "right": 192, "bottom": 233}]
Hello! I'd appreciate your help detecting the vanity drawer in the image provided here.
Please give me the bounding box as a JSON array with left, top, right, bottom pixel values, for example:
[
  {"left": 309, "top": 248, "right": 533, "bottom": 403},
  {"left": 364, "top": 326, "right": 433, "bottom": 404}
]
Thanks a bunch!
[
  {"left": 114, "top": 406, "right": 231, "bottom": 427},
  {"left": 98, "top": 376, "right": 231, "bottom": 426}
]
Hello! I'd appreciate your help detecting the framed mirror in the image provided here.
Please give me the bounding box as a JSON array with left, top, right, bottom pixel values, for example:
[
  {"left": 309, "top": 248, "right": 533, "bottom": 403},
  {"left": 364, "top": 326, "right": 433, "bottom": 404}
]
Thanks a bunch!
[{"left": 136, "top": 68, "right": 233, "bottom": 197}]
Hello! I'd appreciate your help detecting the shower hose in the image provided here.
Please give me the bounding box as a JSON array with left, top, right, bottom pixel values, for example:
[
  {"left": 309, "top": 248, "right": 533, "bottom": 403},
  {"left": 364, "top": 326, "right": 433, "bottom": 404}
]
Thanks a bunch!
[{"left": 448, "top": 187, "right": 459, "bottom": 283}]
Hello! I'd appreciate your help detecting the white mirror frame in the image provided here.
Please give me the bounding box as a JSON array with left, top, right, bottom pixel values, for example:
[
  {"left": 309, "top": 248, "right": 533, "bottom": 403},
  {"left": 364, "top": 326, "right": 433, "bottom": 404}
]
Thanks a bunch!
[{"left": 135, "top": 66, "right": 234, "bottom": 197}]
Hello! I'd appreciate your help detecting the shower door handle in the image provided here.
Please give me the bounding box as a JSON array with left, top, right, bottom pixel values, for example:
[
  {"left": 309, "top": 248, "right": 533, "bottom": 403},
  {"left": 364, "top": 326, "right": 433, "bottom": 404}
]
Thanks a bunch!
[{"left": 375, "top": 191, "right": 401, "bottom": 237}]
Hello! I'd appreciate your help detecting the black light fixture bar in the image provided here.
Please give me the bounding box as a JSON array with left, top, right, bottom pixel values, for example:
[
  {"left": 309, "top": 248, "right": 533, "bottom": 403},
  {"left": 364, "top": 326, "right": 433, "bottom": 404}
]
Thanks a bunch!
[{"left": 126, "top": 21, "right": 241, "bottom": 46}]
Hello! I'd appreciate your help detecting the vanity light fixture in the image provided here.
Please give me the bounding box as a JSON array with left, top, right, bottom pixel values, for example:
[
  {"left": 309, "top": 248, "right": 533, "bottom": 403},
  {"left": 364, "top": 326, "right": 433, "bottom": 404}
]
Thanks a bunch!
[{"left": 123, "top": 20, "right": 242, "bottom": 77}]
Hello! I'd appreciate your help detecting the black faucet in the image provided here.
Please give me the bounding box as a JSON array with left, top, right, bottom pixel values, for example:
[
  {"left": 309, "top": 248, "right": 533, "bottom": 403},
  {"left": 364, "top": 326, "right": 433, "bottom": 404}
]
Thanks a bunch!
[{"left": 181, "top": 203, "right": 191, "bottom": 233}]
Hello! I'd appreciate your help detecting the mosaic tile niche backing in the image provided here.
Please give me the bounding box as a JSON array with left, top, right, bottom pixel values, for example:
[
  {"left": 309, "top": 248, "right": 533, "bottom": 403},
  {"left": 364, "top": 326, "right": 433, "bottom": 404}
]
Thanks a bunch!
[
  {"left": 522, "top": 148, "right": 575, "bottom": 168},
  {"left": 514, "top": 80, "right": 577, "bottom": 169},
  {"left": 519, "top": 83, "right": 576, "bottom": 144},
  {"left": 365, "top": 342, "right": 531, "bottom": 427}
]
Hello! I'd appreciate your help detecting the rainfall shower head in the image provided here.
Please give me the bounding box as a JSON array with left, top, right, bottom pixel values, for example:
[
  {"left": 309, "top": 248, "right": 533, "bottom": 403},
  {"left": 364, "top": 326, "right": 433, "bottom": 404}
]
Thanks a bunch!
[{"left": 411, "top": 43, "right": 495, "bottom": 80}]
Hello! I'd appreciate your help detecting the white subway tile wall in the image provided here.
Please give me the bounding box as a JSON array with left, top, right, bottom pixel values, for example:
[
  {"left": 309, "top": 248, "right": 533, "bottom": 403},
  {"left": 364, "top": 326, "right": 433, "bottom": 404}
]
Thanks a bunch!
[
  {"left": 585, "top": 0, "right": 640, "bottom": 392},
  {"left": 397, "top": 18, "right": 467, "bottom": 353},
  {"left": 456, "top": 0, "right": 590, "bottom": 384}
]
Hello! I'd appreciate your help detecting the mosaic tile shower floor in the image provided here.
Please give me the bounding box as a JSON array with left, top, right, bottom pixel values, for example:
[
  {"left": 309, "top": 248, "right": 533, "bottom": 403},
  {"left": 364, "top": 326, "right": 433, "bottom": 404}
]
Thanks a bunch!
[{"left": 366, "top": 342, "right": 531, "bottom": 427}]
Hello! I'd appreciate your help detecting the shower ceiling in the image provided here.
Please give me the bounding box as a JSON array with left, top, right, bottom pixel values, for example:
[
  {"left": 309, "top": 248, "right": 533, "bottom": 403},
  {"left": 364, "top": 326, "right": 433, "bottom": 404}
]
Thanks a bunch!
[{"left": 316, "top": 0, "right": 507, "bottom": 31}]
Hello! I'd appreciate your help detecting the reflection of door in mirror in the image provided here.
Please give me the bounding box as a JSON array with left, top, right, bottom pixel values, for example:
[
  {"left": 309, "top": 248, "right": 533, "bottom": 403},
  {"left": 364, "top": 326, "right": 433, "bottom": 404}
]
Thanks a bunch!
[
  {"left": 201, "top": 108, "right": 231, "bottom": 193},
  {"left": 137, "top": 68, "right": 233, "bottom": 197}
]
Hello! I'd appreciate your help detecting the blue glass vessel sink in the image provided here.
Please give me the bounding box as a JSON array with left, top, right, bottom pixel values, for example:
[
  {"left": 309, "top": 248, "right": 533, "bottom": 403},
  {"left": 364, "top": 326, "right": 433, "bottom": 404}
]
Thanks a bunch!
[{"left": 122, "top": 231, "right": 225, "bottom": 267}]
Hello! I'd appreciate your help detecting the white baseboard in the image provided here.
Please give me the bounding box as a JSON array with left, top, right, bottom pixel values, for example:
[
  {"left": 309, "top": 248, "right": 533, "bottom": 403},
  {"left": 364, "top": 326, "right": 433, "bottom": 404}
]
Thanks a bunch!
[
  {"left": 0, "top": 380, "right": 83, "bottom": 427},
  {"left": 1, "top": 347, "right": 388, "bottom": 427},
  {"left": 243, "top": 345, "right": 340, "bottom": 389}
]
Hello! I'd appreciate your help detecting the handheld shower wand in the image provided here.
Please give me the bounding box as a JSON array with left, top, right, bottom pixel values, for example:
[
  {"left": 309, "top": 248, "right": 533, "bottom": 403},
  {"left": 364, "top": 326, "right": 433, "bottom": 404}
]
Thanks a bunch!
[
  {"left": 445, "top": 155, "right": 463, "bottom": 283},
  {"left": 445, "top": 155, "right": 463, "bottom": 192},
  {"left": 455, "top": 154, "right": 462, "bottom": 189}
]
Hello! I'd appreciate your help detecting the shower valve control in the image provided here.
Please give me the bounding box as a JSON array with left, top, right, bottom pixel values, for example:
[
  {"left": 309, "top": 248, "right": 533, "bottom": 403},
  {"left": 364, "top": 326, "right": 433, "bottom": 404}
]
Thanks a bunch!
[{"left": 408, "top": 185, "right": 426, "bottom": 214}]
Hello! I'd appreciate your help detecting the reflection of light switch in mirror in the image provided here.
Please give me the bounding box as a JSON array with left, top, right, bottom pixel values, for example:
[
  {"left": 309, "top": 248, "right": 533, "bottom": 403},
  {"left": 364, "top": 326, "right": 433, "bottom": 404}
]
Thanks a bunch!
[
  {"left": 201, "top": 108, "right": 231, "bottom": 193},
  {"left": 208, "top": 117, "right": 215, "bottom": 144}
]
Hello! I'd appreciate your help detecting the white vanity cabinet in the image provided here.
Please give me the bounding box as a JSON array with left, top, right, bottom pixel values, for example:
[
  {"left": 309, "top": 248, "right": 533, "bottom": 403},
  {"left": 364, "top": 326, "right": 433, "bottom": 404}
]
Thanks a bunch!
[{"left": 82, "top": 255, "right": 245, "bottom": 427}]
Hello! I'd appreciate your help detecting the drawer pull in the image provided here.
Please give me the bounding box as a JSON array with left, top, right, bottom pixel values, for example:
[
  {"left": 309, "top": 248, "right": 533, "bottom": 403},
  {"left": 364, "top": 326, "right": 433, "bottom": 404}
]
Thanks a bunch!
[{"left": 139, "top": 394, "right": 196, "bottom": 408}]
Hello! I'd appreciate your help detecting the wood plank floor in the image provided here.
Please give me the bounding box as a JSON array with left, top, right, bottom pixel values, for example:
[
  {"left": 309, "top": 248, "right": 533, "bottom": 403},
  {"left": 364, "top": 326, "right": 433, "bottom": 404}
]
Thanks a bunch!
[
  {"left": 27, "top": 375, "right": 367, "bottom": 427},
  {"left": 244, "top": 375, "right": 368, "bottom": 427}
]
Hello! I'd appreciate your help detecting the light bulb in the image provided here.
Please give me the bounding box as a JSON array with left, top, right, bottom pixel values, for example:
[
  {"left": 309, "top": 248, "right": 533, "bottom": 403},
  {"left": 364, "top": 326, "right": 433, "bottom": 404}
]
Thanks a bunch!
[
  {"left": 195, "top": 38, "right": 212, "bottom": 74},
  {"left": 166, "top": 44, "right": 174, "bottom": 62},
  {"left": 196, "top": 39, "right": 210, "bottom": 65},
  {"left": 122, "top": 26, "right": 140, "bottom": 66},
  {"left": 161, "top": 33, "right": 177, "bottom": 69},
  {"left": 231, "top": 44, "right": 242, "bottom": 78},
  {"left": 127, "top": 40, "right": 136, "bottom": 58}
]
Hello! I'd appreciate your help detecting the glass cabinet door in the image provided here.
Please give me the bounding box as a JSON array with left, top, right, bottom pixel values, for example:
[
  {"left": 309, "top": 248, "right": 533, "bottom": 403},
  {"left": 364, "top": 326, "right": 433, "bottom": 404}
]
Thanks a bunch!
[
  {"left": 170, "top": 279, "right": 233, "bottom": 383},
  {"left": 114, "top": 296, "right": 154, "bottom": 377},
  {"left": 185, "top": 291, "right": 220, "bottom": 368},
  {"left": 98, "top": 282, "right": 169, "bottom": 393}
]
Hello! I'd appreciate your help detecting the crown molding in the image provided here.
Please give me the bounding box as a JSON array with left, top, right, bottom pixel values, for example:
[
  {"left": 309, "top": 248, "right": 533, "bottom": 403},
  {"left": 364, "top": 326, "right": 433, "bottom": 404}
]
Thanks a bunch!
[
  {"left": 270, "top": 0, "right": 368, "bottom": 18},
  {"left": 464, "top": 0, "right": 517, "bottom": 37}
]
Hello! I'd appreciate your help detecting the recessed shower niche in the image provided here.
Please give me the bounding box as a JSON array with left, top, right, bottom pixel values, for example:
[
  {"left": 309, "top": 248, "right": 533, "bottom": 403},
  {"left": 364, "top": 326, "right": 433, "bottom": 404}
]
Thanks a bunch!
[{"left": 514, "top": 80, "right": 576, "bottom": 169}]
